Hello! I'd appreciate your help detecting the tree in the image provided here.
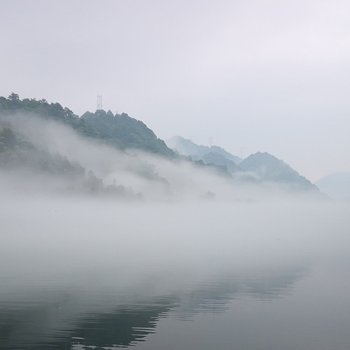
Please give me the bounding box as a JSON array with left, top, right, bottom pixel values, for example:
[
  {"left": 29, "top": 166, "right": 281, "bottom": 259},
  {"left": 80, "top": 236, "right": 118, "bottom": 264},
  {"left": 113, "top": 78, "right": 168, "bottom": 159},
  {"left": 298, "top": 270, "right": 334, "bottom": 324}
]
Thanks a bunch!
[{"left": 8, "top": 92, "right": 19, "bottom": 101}]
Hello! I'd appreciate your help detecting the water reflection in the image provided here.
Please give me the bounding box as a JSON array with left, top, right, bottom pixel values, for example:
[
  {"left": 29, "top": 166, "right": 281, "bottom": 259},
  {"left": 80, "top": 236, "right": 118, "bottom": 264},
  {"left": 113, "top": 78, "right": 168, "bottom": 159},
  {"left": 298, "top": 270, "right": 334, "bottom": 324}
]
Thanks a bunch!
[
  {"left": 0, "top": 266, "right": 305, "bottom": 349},
  {"left": 176, "top": 267, "right": 305, "bottom": 318}
]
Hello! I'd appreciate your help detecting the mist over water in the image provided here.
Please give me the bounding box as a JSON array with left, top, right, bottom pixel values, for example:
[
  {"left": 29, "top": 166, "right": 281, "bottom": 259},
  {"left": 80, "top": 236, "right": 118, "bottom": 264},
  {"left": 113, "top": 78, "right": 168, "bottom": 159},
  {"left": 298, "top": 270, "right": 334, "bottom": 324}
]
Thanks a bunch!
[
  {"left": 1, "top": 113, "right": 350, "bottom": 349},
  {"left": 1, "top": 193, "right": 350, "bottom": 349}
]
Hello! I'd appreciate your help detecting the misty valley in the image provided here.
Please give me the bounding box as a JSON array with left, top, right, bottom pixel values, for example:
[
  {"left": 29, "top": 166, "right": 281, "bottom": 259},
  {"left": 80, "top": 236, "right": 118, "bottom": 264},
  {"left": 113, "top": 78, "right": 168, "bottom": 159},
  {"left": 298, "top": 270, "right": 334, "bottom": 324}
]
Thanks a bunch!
[
  {"left": 0, "top": 95, "right": 323, "bottom": 200},
  {"left": 1, "top": 95, "right": 350, "bottom": 350}
]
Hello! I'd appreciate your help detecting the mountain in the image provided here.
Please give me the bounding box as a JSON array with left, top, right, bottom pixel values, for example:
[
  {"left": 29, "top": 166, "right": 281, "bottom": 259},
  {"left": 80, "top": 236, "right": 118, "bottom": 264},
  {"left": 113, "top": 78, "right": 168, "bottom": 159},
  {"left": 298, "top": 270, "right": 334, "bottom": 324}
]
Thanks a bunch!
[
  {"left": 0, "top": 94, "right": 173, "bottom": 157},
  {"left": 240, "top": 152, "right": 318, "bottom": 191},
  {"left": 167, "top": 136, "right": 241, "bottom": 172},
  {"left": 0, "top": 127, "right": 136, "bottom": 197},
  {"left": 316, "top": 172, "right": 350, "bottom": 201},
  {"left": 167, "top": 136, "right": 241, "bottom": 163},
  {"left": 0, "top": 94, "right": 320, "bottom": 198},
  {"left": 81, "top": 110, "right": 173, "bottom": 156},
  {"left": 0, "top": 127, "right": 83, "bottom": 176},
  {"left": 167, "top": 136, "right": 319, "bottom": 192}
]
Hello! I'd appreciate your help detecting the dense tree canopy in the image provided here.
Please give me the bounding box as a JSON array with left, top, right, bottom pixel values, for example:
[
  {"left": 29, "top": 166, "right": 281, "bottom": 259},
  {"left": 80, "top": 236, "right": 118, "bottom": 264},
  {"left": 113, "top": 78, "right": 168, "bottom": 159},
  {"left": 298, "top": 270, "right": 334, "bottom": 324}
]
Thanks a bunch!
[{"left": 0, "top": 94, "right": 174, "bottom": 157}]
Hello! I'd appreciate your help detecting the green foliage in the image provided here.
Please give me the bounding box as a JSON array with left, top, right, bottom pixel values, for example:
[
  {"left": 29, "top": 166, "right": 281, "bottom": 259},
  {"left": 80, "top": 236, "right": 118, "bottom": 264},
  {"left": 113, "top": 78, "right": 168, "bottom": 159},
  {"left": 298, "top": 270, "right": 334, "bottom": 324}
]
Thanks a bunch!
[
  {"left": 0, "top": 127, "right": 33, "bottom": 152},
  {"left": 0, "top": 127, "right": 84, "bottom": 176},
  {"left": 0, "top": 126, "right": 138, "bottom": 198},
  {"left": 0, "top": 94, "right": 174, "bottom": 156},
  {"left": 0, "top": 128, "right": 16, "bottom": 151},
  {"left": 82, "top": 110, "right": 174, "bottom": 156},
  {"left": 8, "top": 92, "right": 19, "bottom": 101}
]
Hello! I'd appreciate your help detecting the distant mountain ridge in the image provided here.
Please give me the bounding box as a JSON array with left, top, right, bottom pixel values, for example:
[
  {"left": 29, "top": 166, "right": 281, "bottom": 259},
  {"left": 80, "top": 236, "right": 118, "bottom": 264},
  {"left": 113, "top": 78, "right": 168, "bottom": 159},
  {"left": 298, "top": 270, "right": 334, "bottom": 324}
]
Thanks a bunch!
[
  {"left": 167, "top": 136, "right": 318, "bottom": 192},
  {"left": 316, "top": 172, "right": 350, "bottom": 201},
  {"left": 167, "top": 136, "right": 241, "bottom": 164},
  {"left": 240, "top": 152, "right": 318, "bottom": 191},
  {"left": 167, "top": 136, "right": 242, "bottom": 174}
]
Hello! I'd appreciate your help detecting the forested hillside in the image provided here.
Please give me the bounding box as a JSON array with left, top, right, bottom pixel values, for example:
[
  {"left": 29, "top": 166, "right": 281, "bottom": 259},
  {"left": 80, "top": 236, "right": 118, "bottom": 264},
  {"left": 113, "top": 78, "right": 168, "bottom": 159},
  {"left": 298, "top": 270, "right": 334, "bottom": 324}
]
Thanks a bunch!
[{"left": 0, "top": 93, "right": 173, "bottom": 157}]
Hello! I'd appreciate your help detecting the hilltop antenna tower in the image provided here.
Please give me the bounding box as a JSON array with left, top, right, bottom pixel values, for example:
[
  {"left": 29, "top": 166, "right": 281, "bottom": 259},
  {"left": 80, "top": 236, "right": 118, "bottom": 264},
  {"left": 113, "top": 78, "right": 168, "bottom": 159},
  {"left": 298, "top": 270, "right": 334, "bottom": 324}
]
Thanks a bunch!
[{"left": 97, "top": 95, "right": 103, "bottom": 110}]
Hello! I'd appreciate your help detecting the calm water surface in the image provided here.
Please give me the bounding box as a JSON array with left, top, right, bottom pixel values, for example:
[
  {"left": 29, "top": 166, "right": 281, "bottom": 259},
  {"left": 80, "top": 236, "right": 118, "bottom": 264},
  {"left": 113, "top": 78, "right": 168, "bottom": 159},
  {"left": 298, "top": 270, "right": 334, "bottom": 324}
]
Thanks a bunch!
[{"left": 1, "top": 200, "right": 349, "bottom": 349}]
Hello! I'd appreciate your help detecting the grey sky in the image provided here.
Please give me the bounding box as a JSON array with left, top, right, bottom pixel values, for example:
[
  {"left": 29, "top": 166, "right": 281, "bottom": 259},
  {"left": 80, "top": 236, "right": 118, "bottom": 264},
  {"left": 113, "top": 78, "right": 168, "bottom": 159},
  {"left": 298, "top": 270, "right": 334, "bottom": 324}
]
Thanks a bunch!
[{"left": 1, "top": 0, "right": 349, "bottom": 180}]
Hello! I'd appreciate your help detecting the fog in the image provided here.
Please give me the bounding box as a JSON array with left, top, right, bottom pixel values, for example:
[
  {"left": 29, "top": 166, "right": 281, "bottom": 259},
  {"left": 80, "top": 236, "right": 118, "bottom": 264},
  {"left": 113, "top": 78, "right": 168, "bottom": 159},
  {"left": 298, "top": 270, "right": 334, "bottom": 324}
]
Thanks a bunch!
[
  {"left": 2, "top": 198, "right": 348, "bottom": 283},
  {"left": 1, "top": 189, "right": 349, "bottom": 292},
  {"left": 1, "top": 193, "right": 350, "bottom": 348},
  {"left": 1, "top": 115, "right": 350, "bottom": 349},
  {"left": 1, "top": 114, "right": 346, "bottom": 285},
  {"left": 0, "top": 113, "right": 323, "bottom": 202}
]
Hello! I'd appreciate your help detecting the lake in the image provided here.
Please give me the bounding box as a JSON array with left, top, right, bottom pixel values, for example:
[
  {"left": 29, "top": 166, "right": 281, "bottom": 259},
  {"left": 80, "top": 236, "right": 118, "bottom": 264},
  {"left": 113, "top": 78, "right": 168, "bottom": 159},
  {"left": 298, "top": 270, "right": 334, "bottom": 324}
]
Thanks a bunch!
[{"left": 1, "top": 199, "right": 349, "bottom": 349}]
